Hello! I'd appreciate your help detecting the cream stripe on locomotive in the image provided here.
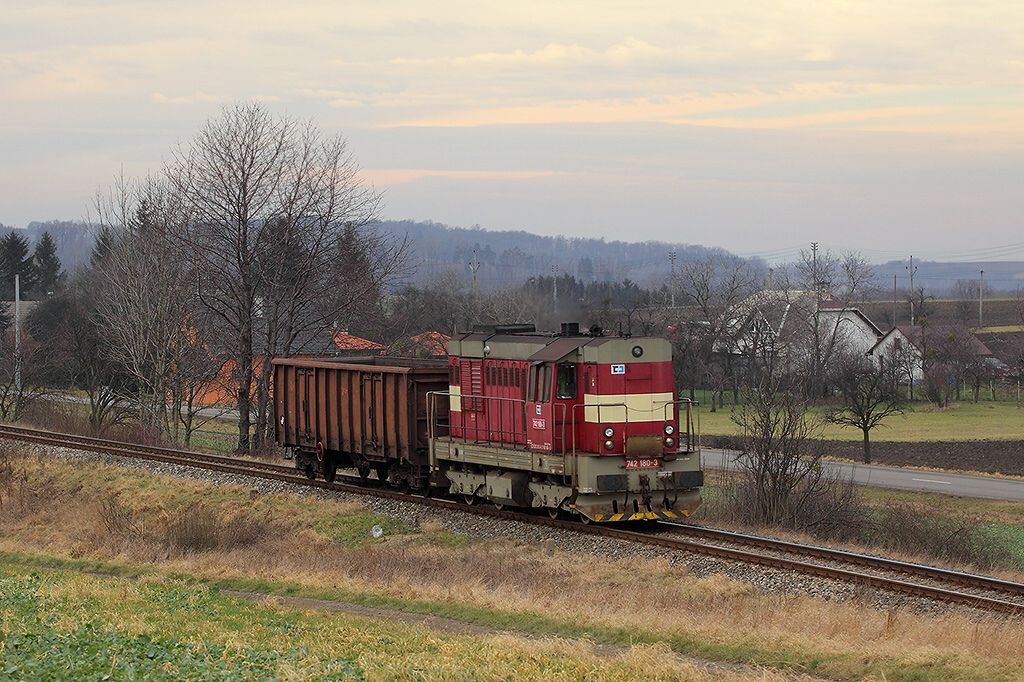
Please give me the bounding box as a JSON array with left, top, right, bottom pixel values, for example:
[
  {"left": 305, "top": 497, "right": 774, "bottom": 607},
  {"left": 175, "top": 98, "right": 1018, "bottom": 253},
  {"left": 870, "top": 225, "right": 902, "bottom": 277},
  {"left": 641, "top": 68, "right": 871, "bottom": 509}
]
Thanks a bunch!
[
  {"left": 582, "top": 392, "right": 674, "bottom": 423},
  {"left": 449, "top": 385, "right": 462, "bottom": 412}
]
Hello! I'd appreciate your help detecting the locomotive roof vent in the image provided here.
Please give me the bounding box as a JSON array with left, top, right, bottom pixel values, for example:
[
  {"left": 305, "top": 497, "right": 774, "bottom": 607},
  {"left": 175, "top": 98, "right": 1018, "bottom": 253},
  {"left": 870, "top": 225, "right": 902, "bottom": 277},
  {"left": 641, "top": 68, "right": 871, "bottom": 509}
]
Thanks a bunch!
[
  {"left": 471, "top": 323, "right": 537, "bottom": 335},
  {"left": 560, "top": 322, "right": 581, "bottom": 336}
]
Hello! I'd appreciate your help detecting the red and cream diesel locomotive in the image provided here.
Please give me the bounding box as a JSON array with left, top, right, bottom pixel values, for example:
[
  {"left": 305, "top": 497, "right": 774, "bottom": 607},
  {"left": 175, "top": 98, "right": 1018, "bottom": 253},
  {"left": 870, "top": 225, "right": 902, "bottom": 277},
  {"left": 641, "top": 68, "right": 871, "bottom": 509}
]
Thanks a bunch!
[
  {"left": 438, "top": 323, "right": 702, "bottom": 521},
  {"left": 273, "top": 323, "right": 703, "bottom": 523}
]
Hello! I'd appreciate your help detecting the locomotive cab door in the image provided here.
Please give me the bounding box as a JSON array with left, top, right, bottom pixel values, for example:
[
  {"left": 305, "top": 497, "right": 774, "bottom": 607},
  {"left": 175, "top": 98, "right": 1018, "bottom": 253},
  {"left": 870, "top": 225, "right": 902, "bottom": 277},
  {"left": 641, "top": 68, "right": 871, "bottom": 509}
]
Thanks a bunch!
[
  {"left": 526, "top": 363, "right": 554, "bottom": 452},
  {"left": 551, "top": 362, "right": 578, "bottom": 454}
]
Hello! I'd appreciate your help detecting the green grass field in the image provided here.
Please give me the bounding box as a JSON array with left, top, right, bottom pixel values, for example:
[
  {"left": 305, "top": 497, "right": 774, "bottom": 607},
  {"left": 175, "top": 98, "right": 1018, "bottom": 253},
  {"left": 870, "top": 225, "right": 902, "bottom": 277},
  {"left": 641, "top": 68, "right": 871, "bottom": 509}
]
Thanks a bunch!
[
  {"left": 1, "top": 565, "right": 724, "bottom": 681},
  {"left": 696, "top": 401, "right": 1024, "bottom": 442},
  {"left": 978, "top": 324, "right": 1024, "bottom": 333}
]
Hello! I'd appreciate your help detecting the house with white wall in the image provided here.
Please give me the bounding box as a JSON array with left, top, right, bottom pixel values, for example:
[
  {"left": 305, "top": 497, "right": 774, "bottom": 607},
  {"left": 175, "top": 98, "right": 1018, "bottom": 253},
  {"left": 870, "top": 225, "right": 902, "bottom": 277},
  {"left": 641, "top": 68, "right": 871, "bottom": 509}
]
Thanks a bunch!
[{"left": 721, "top": 290, "right": 883, "bottom": 364}]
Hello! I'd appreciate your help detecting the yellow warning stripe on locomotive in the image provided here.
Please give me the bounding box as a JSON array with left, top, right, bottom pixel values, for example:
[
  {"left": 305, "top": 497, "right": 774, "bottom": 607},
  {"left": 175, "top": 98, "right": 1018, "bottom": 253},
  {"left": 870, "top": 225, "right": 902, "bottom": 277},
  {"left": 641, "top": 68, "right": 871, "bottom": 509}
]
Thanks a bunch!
[{"left": 588, "top": 508, "right": 692, "bottom": 523}]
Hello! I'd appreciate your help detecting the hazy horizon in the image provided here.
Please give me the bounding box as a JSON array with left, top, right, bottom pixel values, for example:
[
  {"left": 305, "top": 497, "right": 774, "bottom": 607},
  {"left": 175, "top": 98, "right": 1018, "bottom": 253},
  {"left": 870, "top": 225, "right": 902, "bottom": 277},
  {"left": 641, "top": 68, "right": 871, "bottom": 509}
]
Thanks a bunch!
[{"left": 3, "top": 1, "right": 1022, "bottom": 263}]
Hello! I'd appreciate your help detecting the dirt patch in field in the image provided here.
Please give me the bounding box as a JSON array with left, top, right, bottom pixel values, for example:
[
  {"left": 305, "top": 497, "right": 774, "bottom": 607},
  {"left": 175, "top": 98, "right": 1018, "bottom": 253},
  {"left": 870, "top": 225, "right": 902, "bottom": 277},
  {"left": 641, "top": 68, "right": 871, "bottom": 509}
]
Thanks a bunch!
[{"left": 705, "top": 435, "right": 1024, "bottom": 475}]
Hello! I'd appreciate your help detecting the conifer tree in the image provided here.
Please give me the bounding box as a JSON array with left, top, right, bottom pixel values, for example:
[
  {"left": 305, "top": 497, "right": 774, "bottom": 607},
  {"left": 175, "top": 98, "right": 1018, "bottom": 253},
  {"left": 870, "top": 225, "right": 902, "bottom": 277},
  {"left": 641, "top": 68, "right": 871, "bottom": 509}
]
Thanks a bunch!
[
  {"left": 0, "top": 231, "right": 36, "bottom": 299},
  {"left": 90, "top": 225, "right": 117, "bottom": 266},
  {"left": 32, "top": 231, "right": 63, "bottom": 296}
]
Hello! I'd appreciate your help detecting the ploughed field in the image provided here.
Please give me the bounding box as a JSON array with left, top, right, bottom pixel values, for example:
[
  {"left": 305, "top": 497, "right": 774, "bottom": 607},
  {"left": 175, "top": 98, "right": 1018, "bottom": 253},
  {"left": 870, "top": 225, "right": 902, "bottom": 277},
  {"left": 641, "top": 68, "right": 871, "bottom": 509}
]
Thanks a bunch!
[{"left": 699, "top": 402, "right": 1024, "bottom": 475}]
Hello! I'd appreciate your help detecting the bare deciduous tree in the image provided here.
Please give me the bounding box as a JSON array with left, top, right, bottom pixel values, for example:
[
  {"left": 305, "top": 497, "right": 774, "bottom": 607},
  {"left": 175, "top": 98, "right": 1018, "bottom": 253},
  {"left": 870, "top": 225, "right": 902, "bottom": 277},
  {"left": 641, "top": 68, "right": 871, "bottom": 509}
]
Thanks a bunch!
[
  {"left": 93, "top": 176, "right": 195, "bottom": 435},
  {"left": 827, "top": 353, "right": 905, "bottom": 464},
  {"left": 672, "top": 253, "right": 758, "bottom": 404},
  {"left": 789, "top": 249, "right": 877, "bottom": 398},
  {"left": 731, "top": 378, "right": 832, "bottom": 527},
  {"left": 0, "top": 332, "right": 52, "bottom": 421},
  {"left": 166, "top": 103, "right": 397, "bottom": 451}
]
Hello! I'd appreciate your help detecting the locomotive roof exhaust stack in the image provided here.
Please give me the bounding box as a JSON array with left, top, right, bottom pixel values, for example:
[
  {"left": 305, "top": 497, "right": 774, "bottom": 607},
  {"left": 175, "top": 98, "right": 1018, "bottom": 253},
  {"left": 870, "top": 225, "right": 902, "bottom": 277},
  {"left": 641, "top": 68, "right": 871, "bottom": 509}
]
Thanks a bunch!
[{"left": 560, "top": 322, "right": 581, "bottom": 336}]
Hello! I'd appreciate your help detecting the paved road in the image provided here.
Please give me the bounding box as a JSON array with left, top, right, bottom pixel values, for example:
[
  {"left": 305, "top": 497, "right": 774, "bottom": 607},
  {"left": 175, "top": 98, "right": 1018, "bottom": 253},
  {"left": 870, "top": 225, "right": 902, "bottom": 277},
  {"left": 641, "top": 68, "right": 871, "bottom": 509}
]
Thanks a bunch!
[{"left": 702, "top": 448, "right": 1024, "bottom": 501}]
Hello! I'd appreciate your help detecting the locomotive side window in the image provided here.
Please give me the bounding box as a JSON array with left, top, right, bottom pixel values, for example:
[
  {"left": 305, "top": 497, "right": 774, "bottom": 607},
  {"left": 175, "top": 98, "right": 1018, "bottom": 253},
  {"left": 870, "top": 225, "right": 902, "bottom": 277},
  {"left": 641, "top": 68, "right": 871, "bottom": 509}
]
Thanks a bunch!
[
  {"left": 556, "top": 363, "right": 577, "bottom": 399},
  {"left": 540, "top": 365, "right": 552, "bottom": 401}
]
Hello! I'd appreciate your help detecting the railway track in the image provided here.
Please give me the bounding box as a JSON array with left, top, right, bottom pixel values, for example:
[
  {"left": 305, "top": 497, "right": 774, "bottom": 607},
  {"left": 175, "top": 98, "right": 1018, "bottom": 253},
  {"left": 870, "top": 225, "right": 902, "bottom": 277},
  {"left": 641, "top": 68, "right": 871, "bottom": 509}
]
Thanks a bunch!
[{"left": 2, "top": 424, "right": 1023, "bottom": 616}]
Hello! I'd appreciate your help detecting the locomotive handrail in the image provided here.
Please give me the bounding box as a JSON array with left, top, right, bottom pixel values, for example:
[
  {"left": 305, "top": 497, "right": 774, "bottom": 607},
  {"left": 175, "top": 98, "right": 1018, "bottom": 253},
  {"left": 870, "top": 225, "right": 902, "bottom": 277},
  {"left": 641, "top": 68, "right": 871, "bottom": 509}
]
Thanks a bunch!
[
  {"left": 426, "top": 391, "right": 569, "bottom": 455},
  {"left": 661, "top": 399, "right": 700, "bottom": 454}
]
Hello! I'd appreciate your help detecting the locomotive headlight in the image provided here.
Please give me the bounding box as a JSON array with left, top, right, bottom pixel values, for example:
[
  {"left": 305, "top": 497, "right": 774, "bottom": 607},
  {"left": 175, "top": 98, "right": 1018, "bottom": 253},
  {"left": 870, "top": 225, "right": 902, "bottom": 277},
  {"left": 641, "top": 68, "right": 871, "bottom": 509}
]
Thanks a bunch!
[
  {"left": 603, "top": 427, "right": 615, "bottom": 438},
  {"left": 604, "top": 439, "right": 614, "bottom": 450},
  {"left": 664, "top": 437, "right": 675, "bottom": 448},
  {"left": 664, "top": 424, "right": 674, "bottom": 435}
]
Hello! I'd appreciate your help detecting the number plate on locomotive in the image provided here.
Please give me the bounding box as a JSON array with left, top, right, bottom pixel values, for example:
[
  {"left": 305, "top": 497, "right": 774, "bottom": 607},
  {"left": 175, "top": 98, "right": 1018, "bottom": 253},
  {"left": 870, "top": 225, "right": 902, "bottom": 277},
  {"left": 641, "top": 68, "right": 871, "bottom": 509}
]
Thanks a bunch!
[{"left": 624, "top": 458, "right": 660, "bottom": 469}]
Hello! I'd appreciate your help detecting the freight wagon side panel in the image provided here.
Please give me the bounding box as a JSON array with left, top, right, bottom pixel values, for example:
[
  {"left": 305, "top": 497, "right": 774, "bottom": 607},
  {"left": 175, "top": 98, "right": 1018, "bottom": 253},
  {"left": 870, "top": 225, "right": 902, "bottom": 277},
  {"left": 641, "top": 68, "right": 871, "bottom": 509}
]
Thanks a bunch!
[{"left": 273, "top": 358, "right": 448, "bottom": 460}]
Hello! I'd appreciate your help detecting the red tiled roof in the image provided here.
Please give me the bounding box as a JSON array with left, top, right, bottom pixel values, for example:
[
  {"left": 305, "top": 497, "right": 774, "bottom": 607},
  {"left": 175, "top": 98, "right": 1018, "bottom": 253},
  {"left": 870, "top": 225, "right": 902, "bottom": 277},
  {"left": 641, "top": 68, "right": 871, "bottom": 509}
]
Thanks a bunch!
[
  {"left": 332, "top": 331, "right": 385, "bottom": 351},
  {"left": 410, "top": 331, "right": 450, "bottom": 356}
]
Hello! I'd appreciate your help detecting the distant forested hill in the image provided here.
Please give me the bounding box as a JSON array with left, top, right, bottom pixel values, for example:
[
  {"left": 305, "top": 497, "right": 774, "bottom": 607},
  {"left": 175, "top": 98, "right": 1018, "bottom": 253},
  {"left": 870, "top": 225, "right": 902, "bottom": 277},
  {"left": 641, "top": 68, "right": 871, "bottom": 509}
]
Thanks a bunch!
[
  {"left": 2, "top": 218, "right": 739, "bottom": 288},
  {"left": 0, "top": 221, "right": 99, "bottom": 272},
  {"left": 376, "top": 219, "right": 746, "bottom": 289}
]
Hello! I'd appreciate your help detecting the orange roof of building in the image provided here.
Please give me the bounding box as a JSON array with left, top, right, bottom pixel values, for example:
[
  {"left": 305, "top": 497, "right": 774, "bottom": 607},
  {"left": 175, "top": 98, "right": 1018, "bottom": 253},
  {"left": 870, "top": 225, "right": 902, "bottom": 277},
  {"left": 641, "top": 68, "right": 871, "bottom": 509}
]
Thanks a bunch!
[
  {"left": 410, "top": 331, "right": 450, "bottom": 356},
  {"left": 332, "top": 331, "right": 385, "bottom": 351}
]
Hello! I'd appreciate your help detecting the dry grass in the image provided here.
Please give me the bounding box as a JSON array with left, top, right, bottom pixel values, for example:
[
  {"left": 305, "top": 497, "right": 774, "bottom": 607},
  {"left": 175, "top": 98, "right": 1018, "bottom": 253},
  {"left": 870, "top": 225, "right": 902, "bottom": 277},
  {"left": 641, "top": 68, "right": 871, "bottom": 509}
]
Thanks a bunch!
[
  {"left": 697, "top": 467, "right": 1019, "bottom": 573},
  {"left": 2, "top": 446, "right": 1024, "bottom": 679}
]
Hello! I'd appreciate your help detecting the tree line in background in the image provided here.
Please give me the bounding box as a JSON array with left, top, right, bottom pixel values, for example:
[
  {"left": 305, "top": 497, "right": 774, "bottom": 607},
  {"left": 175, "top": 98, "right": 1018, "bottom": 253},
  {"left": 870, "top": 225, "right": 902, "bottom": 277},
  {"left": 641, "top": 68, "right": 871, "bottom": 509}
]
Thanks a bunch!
[{"left": 1, "top": 103, "right": 404, "bottom": 451}]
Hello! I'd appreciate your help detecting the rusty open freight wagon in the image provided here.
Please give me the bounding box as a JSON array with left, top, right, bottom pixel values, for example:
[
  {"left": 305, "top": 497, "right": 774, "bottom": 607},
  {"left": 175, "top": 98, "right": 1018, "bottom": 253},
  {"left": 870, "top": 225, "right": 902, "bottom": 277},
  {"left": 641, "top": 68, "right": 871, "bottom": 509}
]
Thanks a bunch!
[{"left": 272, "top": 356, "right": 449, "bottom": 485}]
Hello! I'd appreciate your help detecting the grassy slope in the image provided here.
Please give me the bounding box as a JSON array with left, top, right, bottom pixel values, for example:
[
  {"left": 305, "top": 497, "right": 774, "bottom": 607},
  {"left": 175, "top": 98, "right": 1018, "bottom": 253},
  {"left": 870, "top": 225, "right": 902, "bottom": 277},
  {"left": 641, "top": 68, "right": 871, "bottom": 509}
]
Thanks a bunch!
[
  {"left": 697, "top": 401, "right": 1024, "bottom": 442},
  {"left": 1, "top": 450, "right": 1023, "bottom": 680},
  {"left": 1, "top": 565, "right": 734, "bottom": 682}
]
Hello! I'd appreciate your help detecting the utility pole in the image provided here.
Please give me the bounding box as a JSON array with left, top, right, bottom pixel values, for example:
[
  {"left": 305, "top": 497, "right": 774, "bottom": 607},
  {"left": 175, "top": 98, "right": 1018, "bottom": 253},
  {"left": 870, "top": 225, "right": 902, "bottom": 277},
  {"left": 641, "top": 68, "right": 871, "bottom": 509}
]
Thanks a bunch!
[
  {"left": 905, "top": 255, "right": 917, "bottom": 326},
  {"left": 893, "top": 273, "right": 897, "bottom": 328},
  {"left": 551, "top": 263, "right": 559, "bottom": 308},
  {"left": 810, "top": 241, "right": 819, "bottom": 296},
  {"left": 14, "top": 274, "right": 21, "bottom": 394},
  {"left": 979, "top": 269, "right": 985, "bottom": 328},
  {"left": 468, "top": 249, "right": 480, "bottom": 293},
  {"left": 668, "top": 250, "right": 677, "bottom": 308}
]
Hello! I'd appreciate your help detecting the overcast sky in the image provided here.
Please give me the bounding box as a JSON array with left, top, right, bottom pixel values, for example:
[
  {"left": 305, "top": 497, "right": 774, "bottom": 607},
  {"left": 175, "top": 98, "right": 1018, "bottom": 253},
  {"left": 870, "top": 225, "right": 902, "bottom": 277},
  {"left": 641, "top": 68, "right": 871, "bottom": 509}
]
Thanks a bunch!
[{"left": 2, "top": 0, "right": 1022, "bottom": 261}]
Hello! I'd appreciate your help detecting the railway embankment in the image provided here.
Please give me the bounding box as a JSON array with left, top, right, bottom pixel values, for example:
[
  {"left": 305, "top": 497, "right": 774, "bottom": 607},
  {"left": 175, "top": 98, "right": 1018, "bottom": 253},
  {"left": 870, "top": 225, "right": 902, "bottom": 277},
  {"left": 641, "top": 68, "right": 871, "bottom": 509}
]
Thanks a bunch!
[
  {"left": 3, "top": 439, "right": 1024, "bottom": 680},
  {"left": 704, "top": 435, "right": 1024, "bottom": 475}
]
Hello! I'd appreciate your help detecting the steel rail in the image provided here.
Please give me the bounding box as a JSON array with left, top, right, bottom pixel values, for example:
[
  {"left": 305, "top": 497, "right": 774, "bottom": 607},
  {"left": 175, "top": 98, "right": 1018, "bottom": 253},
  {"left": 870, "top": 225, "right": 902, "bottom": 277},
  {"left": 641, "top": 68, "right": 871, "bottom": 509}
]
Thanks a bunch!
[
  {"left": 659, "top": 522, "right": 1024, "bottom": 600},
  {"left": 1, "top": 424, "right": 1021, "bottom": 615}
]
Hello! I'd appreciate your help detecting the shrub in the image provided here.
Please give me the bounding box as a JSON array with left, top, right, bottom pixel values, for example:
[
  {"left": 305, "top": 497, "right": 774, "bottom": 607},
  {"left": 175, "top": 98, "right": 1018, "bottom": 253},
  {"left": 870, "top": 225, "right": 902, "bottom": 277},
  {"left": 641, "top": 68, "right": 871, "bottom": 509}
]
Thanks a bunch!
[
  {"left": 98, "top": 494, "right": 144, "bottom": 540},
  {"left": 867, "top": 502, "right": 1014, "bottom": 570},
  {"left": 698, "top": 467, "right": 869, "bottom": 543},
  {"left": 160, "top": 505, "right": 266, "bottom": 554}
]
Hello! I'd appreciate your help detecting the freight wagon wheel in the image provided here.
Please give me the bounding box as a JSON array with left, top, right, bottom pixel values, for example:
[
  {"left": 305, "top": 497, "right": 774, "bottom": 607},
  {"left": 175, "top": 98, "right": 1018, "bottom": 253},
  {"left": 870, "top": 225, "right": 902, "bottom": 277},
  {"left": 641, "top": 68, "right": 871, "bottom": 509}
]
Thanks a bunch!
[
  {"left": 547, "top": 507, "right": 560, "bottom": 519},
  {"left": 303, "top": 464, "right": 316, "bottom": 480},
  {"left": 356, "top": 465, "right": 371, "bottom": 480},
  {"left": 492, "top": 502, "right": 504, "bottom": 511},
  {"left": 462, "top": 494, "right": 477, "bottom": 506}
]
